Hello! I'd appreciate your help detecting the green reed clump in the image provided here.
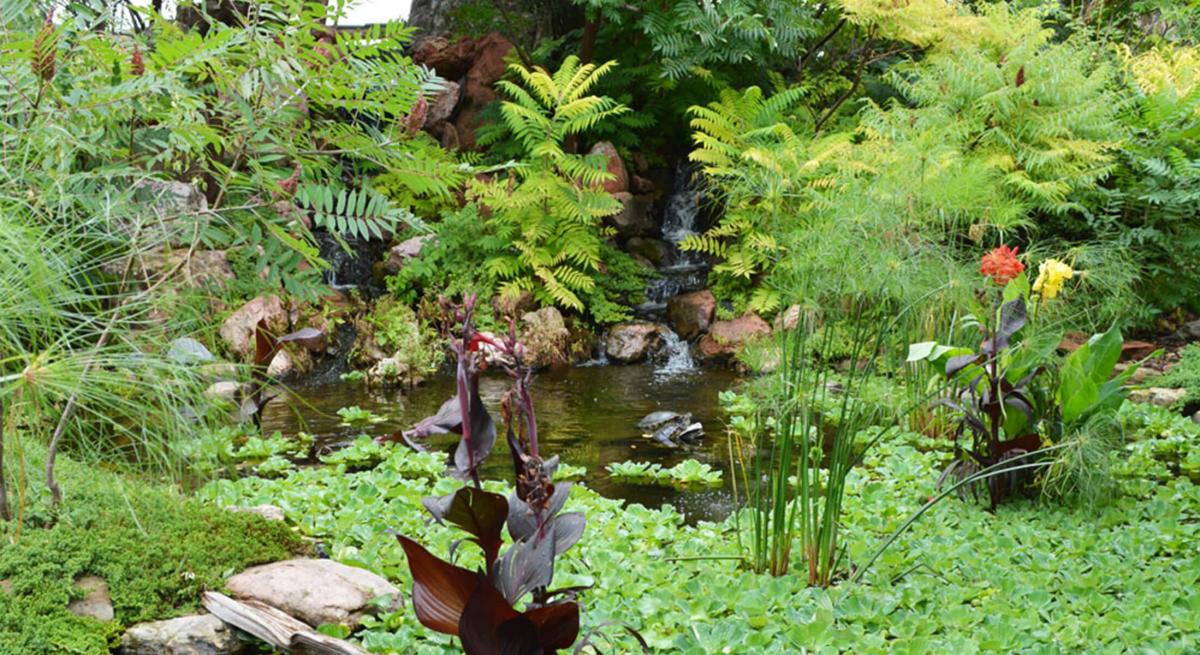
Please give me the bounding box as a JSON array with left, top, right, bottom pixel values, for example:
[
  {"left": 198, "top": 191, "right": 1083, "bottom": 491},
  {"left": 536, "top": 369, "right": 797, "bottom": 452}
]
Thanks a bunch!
[{"left": 733, "top": 297, "right": 889, "bottom": 585}]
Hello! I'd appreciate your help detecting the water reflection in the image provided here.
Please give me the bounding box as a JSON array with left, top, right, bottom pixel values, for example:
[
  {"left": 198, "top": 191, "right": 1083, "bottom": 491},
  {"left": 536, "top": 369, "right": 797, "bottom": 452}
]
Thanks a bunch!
[{"left": 262, "top": 364, "right": 741, "bottom": 522}]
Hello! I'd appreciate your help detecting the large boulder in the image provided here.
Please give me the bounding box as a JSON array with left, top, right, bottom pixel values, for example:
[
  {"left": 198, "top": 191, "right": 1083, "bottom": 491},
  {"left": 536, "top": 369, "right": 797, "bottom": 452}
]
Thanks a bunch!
[
  {"left": 605, "top": 323, "right": 669, "bottom": 363},
  {"left": 698, "top": 314, "right": 771, "bottom": 359},
  {"left": 666, "top": 290, "right": 716, "bottom": 340},
  {"left": 219, "top": 296, "right": 290, "bottom": 358},
  {"left": 454, "top": 33, "right": 514, "bottom": 149},
  {"left": 411, "top": 36, "right": 477, "bottom": 80},
  {"left": 1180, "top": 319, "right": 1200, "bottom": 341},
  {"left": 104, "top": 249, "right": 234, "bottom": 289},
  {"left": 605, "top": 192, "right": 655, "bottom": 238},
  {"left": 121, "top": 614, "right": 245, "bottom": 655},
  {"left": 520, "top": 307, "right": 570, "bottom": 369},
  {"left": 588, "top": 141, "right": 628, "bottom": 194},
  {"left": 126, "top": 180, "right": 210, "bottom": 247},
  {"left": 383, "top": 235, "right": 436, "bottom": 276},
  {"left": 492, "top": 290, "right": 537, "bottom": 318},
  {"left": 225, "top": 559, "right": 402, "bottom": 630}
]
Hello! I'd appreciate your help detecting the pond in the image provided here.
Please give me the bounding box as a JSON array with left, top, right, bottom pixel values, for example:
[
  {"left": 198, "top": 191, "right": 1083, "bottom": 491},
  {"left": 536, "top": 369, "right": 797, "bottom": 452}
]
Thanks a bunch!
[{"left": 263, "top": 362, "right": 742, "bottom": 522}]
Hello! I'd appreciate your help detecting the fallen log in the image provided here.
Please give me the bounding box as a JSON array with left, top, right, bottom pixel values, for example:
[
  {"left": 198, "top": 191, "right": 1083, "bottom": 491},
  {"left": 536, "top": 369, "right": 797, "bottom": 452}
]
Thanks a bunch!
[{"left": 201, "top": 591, "right": 371, "bottom": 655}]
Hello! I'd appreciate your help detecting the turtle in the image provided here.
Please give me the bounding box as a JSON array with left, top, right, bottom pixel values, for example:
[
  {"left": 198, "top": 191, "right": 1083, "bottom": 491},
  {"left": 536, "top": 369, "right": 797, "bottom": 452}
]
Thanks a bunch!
[{"left": 638, "top": 411, "right": 704, "bottom": 447}]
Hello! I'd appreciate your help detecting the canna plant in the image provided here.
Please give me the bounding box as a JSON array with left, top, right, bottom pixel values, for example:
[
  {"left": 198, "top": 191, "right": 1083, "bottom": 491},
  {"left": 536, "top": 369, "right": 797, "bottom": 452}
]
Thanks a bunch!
[
  {"left": 908, "top": 246, "right": 1142, "bottom": 507},
  {"left": 396, "top": 296, "right": 585, "bottom": 653}
]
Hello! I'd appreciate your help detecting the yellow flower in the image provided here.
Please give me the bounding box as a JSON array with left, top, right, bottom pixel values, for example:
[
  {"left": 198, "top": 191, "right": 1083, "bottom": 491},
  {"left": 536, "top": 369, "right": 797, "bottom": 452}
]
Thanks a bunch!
[{"left": 1033, "top": 259, "right": 1074, "bottom": 300}]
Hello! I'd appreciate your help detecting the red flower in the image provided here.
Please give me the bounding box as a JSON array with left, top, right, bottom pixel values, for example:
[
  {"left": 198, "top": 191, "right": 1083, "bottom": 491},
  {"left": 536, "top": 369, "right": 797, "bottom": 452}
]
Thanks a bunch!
[{"left": 979, "top": 245, "right": 1024, "bottom": 285}]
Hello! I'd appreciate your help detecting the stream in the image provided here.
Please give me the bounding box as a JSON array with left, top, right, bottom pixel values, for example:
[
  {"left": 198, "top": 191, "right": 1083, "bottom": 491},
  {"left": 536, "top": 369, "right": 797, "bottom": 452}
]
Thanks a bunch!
[{"left": 263, "top": 362, "right": 742, "bottom": 522}]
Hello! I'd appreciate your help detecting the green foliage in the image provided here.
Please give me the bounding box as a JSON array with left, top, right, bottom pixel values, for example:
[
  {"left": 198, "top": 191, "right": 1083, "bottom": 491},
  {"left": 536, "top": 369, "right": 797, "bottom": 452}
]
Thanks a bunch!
[
  {"left": 338, "top": 406, "right": 387, "bottom": 428},
  {"left": 1158, "top": 344, "right": 1200, "bottom": 407},
  {"left": 1088, "top": 46, "right": 1200, "bottom": 316},
  {"left": 200, "top": 413, "right": 1200, "bottom": 653},
  {"left": 297, "top": 183, "right": 416, "bottom": 242},
  {"left": 0, "top": 446, "right": 302, "bottom": 653},
  {"left": 578, "top": 0, "right": 818, "bottom": 80},
  {"left": 361, "top": 298, "right": 442, "bottom": 383},
  {"left": 469, "top": 55, "right": 644, "bottom": 320},
  {"left": 386, "top": 206, "right": 498, "bottom": 306},
  {"left": 605, "top": 459, "right": 723, "bottom": 486}
]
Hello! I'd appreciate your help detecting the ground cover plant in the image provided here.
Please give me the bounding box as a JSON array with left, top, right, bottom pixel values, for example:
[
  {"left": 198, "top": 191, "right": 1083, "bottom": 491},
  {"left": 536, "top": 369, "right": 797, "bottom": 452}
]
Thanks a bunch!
[{"left": 200, "top": 408, "right": 1200, "bottom": 653}]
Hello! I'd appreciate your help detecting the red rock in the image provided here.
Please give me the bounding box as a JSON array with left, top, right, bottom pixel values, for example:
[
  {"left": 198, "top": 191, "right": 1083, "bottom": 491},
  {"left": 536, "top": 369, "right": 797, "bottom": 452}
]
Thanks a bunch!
[
  {"left": 412, "top": 36, "right": 477, "bottom": 80},
  {"left": 698, "top": 314, "right": 771, "bottom": 359},
  {"left": 588, "top": 141, "right": 628, "bottom": 194},
  {"left": 666, "top": 290, "right": 716, "bottom": 340},
  {"left": 454, "top": 32, "right": 514, "bottom": 149},
  {"left": 1121, "top": 340, "right": 1158, "bottom": 361}
]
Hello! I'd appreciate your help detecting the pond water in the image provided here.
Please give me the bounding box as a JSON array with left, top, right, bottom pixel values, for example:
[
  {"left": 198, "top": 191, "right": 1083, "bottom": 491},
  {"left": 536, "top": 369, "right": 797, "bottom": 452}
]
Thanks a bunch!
[{"left": 262, "top": 363, "right": 743, "bottom": 522}]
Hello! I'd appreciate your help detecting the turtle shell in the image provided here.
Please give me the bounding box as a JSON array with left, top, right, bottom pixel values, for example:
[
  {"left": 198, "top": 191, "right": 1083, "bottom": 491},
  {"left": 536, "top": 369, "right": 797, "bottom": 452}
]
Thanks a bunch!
[{"left": 638, "top": 410, "right": 683, "bottom": 429}]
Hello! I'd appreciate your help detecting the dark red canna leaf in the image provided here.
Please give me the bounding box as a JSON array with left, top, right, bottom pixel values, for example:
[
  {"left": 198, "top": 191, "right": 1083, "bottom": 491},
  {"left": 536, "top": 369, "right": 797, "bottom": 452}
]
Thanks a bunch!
[
  {"left": 398, "top": 535, "right": 479, "bottom": 636},
  {"left": 423, "top": 487, "right": 509, "bottom": 570},
  {"left": 459, "top": 574, "right": 540, "bottom": 655},
  {"left": 453, "top": 374, "right": 497, "bottom": 480},
  {"left": 526, "top": 601, "right": 581, "bottom": 651}
]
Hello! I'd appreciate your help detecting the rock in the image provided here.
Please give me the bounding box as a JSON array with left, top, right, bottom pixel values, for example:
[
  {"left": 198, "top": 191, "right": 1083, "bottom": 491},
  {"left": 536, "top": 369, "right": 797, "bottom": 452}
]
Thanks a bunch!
[
  {"left": 1129, "top": 387, "right": 1187, "bottom": 407},
  {"left": 412, "top": 36, "right": 477, "bottom": 80},
  {"left": 424, "top": 81, "right": 461, "bottom": 128},
  {"left": 588, "top": 141, "right": 628, "bottom": 194},
  {"left": 127, "top": 180, "right": 210, "bottom": 247},
  {"left": 666, "top": 290, "right": 716, "bottom": 340},
  {"left": 775, "top": 305, "right": 803, "bottom": 331},
  {"left": 226, "top": 559, "right": 402, "bottom": 629},
  {"left": 384, "top": 235, "right": 435, "bottom": 275},
  {"left": 1114, "top": 362, "right": 1159, "bottom": 385},
  {"left": 67, "top": 575, "right": 114, "bottom": 622},
  {"left": 1121, "top": 340, "right": 1159, "bottom": 361},
  {"left": 204, "top": 381, "right": 241, "bottom": 404},
  {"left": 266, "top": 348, "right": 294, "bottom": 378},
  {"left": 520, "top": 307, "right": 570, "bottom": 369},
  {"left": 1192, "top": 410, "right": 1200, "bottom": 425},
  {"left": 1179, "top": 319, "right": 1200, "bottom": 341},
  {"left": 698, "top": 314, "right": 772, "bottom": 359},
  {"left": 219, "top": 296, "right": 289, "bottom": 358},
  {"left": 168, "top": 338, "right": 216, "bottom": 365},
  {"left": 105, "top": 249, "right": 235, "bottom": 289},
  {"left": 631, "top": 174, "right": 657, "bottom": 194},
  {"left": 368, "top": 355, "right": 416, "bottom": 386},
  {"left": 454, "top": 33, "right": 514, "bottom": 149},
  {"left": 605, "top": 192, "right": 655, "bottom": 238},
  {"left": 437, "top": 121, "right": 461, "bottom": 150},
  {"left": 625, "top": 237, "right": 669, "bottom": 267},
  {"left": 121, "top": 614, "right": 245, "bottom": 655},
  {"left": 604, "top": 323, "right": 669, "bottom": 363},
  {"left": 0, "top": 579, "right": 11, "bottom": 594},
  {"left": 492, "top": 290, "right": 536, "bottom": 318},
  {"left": 226, "top": 504, "right": 286, "bottom": 522}
]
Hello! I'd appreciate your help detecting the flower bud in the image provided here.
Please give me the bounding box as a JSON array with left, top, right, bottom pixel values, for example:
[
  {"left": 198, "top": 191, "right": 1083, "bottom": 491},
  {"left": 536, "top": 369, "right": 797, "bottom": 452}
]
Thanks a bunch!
[
  {"left": 130, "top": 45, "right": 145, "bottom": 76},
  {"left": 31, "top": 10, "right": 56, "bottom": 83}
]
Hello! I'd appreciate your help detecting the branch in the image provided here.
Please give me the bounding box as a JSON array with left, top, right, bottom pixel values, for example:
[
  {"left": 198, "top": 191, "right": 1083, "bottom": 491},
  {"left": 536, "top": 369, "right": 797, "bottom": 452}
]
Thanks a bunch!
[{"left": 813, "top": 35, "right": 876, "bottom": 135}]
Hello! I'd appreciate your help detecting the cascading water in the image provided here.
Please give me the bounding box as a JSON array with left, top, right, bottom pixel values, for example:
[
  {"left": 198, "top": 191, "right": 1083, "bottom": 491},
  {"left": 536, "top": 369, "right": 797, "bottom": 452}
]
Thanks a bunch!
[
  {"left": 637, "top": 163, "right": 711, "bottom": 317},
  {"left": 654, "top": 327, "right": 696, "bottom": 376}
]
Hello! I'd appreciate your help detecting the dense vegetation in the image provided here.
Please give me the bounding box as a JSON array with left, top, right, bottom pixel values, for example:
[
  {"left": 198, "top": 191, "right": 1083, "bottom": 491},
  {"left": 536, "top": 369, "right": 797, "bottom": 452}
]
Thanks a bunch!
[{"left": 1, "top": 0, "right": 1198, "bottom": 653}]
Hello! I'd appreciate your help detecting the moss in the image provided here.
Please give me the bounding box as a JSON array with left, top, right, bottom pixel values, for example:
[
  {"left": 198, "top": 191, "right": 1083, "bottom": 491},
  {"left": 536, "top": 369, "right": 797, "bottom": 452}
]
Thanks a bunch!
[{"left": 0, "top": 447, "right": 305, "bottom": 654}]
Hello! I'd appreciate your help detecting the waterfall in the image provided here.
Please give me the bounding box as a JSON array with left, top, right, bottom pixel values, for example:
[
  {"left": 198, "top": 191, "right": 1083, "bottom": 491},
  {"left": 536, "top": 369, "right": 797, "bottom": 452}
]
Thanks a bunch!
[
  {"left": 655, "top": 328, "right": 696, "bottom": 375},
  {"left": 638, "top": 163, "right": 711, "bottom": 316}
]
